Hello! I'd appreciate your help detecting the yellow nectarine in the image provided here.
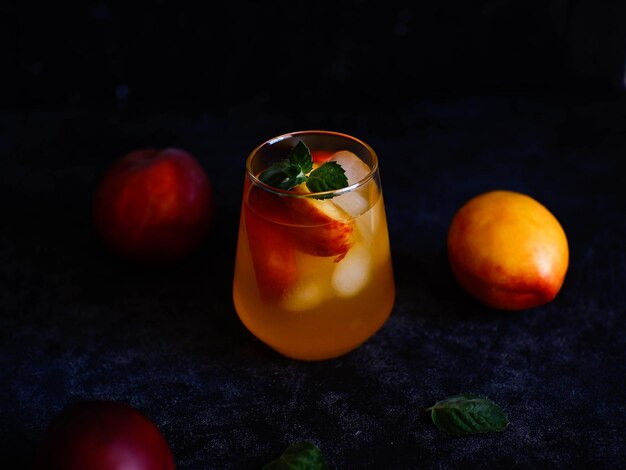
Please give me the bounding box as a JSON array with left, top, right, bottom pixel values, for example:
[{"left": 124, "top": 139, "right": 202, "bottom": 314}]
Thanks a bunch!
[{"left": 447, "top": 190, "right": 569, "bottom": 310}]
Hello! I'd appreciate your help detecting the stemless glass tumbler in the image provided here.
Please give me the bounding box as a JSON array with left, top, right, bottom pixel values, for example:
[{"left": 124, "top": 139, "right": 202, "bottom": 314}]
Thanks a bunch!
[{"left": 232, "top": 131, "right": 395, "bottom": 360}]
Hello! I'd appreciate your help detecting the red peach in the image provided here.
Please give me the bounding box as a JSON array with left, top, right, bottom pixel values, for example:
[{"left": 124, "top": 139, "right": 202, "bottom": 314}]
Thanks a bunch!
[
  {"left": 32, "top": 400, "right": 175, "bottom": 470},
  {"left": 93, "top": 148, "right": 213, "bottom": 263}
]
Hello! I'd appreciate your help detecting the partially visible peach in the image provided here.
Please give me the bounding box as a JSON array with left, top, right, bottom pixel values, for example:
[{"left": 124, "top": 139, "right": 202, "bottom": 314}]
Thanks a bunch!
[
  {"left": 32, "top": 400, "right": 175, "bottom": 470},
  {"left": 447, "top": 190, "right": 569, "bottom": 311}
]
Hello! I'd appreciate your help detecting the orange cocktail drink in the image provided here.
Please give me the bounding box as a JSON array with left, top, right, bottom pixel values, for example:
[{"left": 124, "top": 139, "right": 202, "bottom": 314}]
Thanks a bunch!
[{"left": 233, "top": 131, "right": 395, "bottom": 360}]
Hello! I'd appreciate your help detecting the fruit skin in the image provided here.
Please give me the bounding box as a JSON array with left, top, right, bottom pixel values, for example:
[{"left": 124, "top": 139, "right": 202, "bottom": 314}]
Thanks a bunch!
[
  {"left": 447, "top": 190, "right": 569, "bottom": 311},
  {"left": 32, "top": 400, "right": 175, "bottom": 470},
  {"left": 247, "top": 183, "right": 354, "bottom": 262},
  {"left": 93, "top": 148, "right": 213, "bottom": 263},
  {"left": 285, "top": 185, "right": 354, "bottom": 261},
  {"left": 286, "top": 198, "right": 354, "bottom": 261},
  {"left": 311, "top": 150, "right": 334, "bottom": 163},
  {"left": 244, "top": 181, "right": 298, "bottom": 300}
]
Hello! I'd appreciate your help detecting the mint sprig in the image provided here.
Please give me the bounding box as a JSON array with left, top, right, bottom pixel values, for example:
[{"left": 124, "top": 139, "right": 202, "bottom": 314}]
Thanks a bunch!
[
  {"left": 288, "top": 140, "right": 314, "bottom": 175},
  {"left": 306, "top": 161, "right": 348, "bottom": 194},
  {"left": 258, "top": 159, "right": 308, "bottom": 190},
  {"left": 259, "top": 141, "right": 347, "bottom": 198},
  {"left": 262, "top": 441, "right": 327, "bottom": 470},
  {"left": 427, "top": 394, "right": 509, "bottom": 436}
]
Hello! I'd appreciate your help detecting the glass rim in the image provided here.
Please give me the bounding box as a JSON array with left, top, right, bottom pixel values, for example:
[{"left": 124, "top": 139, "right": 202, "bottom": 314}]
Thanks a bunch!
[{"left": 245, "top": 130, "right": 379, "bottom": 198}]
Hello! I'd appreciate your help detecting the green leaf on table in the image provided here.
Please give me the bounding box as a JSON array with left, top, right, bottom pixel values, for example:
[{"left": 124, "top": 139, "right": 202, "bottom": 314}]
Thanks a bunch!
[
  {"left": 427, "top": 394, "right": 509, "bottom": 436},
  {"left": 262, "top": 441, "right": 328, "bottom": 470}
]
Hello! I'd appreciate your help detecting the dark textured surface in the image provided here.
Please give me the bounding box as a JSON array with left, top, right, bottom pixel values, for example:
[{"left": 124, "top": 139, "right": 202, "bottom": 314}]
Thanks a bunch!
[{"left": 1, "top": 92, "right": 625, "bottom": 469}]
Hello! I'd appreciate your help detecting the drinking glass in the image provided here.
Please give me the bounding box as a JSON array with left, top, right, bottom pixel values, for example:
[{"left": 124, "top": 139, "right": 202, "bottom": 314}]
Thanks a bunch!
[{"left": 232, "top": 130, "right": 395, "bottom": 360}]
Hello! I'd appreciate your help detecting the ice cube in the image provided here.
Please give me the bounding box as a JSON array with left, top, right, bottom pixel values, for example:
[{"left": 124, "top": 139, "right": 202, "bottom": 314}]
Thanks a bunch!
[
  {"left": 281, "top": 278, "right": 329, "bottom": 311},
  {"left": 354, "top": 195, "right": 384, "bottom": 243},
  {"left": 333, "top": 191, "right": 369, "bottom": 217},
  {"left": 329, "top": 150, "right": 373, "bottom": 218},
  {"left": 330, "top": 150, "right": 371, "bottom": 185},
  {"left": 331, "top": 245, "right": 371, "bottom": 297}
]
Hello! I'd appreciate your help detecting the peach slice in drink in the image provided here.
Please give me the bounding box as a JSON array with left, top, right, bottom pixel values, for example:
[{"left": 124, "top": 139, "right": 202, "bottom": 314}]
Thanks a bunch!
[
  {"left": 282, "top": 151, "right": 373, "bottom": 261},
  {"left": 245, "top": 180, "right": 354, "bottom": 304},
  {"left": 285, "top": 186, "right": 354, "bottom": 261},
  {"left": 244, "top": 151, "right": 372, "bottom": 301},
  {"left": 311, "top": 150, "right": 334, "bottom": 163},
  {"left": 244, "top": 182, "right": 298, "bottom": 301}
]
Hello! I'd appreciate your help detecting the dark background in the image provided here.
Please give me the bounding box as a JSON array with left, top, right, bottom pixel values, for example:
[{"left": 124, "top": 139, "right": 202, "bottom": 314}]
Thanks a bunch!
[
  {"left": 2, "top": 1, "right": 626, "bottom": 469},
  {"left": 4, "top": 1, "right": 625, "bottom": 111}
]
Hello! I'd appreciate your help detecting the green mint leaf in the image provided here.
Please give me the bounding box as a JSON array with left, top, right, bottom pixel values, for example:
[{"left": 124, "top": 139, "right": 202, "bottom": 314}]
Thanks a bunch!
[
  {"left": 288, "top": 141, "right": 313, "bottom": 175},
  {"left": 258, "top": 141, "right": 347, "bottom": 198},
  {"left": 427, "top": 394, "right": 509, "bottom": 436},
  {"left": 259, "top": 141, "right": 312, "bottom": 190},
  {"left": 262, "top": 442, "right": 327, "bottom": 470},
  {"left": 305, "top": 161, "right": 348, "bottom": 198},
  {"left": 259, "top": 159, "right": 307, "bottom": 190}
]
